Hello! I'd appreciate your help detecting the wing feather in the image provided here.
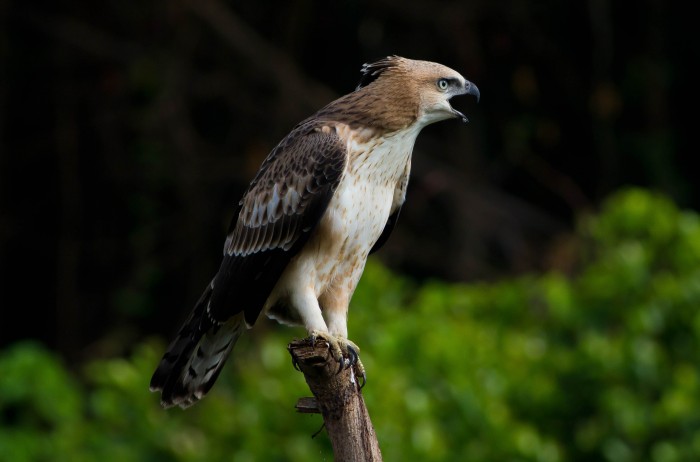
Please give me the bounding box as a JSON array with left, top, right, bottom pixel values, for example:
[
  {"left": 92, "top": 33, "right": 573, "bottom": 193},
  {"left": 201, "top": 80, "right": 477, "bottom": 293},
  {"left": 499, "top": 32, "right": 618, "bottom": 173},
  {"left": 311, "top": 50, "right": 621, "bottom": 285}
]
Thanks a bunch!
[
  {"left": 370, "top": 206, "right": 402, "bottom": 254},
  {"left": 209, "top": 122, "right": 347, "bottom": 325},
  {"left": 370, "top": 157, "right": 410, "bottom": 254}
]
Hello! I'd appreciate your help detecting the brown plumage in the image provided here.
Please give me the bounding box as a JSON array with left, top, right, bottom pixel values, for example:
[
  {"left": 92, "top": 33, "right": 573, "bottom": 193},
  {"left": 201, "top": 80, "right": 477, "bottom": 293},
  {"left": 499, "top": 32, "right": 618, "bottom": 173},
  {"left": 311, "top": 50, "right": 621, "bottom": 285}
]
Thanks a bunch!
[{"left": 150, "top": 56, "right": 480, "bottom": 409}]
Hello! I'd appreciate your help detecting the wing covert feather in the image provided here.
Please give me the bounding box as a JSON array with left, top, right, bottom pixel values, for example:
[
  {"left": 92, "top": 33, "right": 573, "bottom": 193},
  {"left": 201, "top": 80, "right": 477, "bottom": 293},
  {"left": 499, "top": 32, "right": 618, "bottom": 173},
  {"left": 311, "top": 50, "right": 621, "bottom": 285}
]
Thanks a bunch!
[{"left": 209, "top": 123, "right": 346, "bottom": 325}]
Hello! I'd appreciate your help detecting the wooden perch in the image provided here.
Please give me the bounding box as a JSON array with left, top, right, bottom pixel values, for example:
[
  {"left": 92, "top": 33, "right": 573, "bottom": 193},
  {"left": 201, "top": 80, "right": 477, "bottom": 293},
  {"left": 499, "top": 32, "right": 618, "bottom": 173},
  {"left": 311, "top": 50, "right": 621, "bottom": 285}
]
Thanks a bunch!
[{"left": 288, "top": 338, "right": 383, "bottom": 462}]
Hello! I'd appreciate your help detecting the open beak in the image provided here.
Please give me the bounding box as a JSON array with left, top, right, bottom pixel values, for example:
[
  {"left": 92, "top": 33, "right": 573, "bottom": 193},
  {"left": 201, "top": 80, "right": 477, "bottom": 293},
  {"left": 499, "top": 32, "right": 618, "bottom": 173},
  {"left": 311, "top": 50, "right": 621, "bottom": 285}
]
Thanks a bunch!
[{"left": 451, "top": 80, "right": 480, "bottom": 123}]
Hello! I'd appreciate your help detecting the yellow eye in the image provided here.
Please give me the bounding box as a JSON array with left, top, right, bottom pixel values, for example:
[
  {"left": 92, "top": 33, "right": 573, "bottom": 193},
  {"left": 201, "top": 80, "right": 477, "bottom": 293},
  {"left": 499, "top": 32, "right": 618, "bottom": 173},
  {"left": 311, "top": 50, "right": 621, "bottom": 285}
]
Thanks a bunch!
[{"left": 437, "top": 78, "right": 449, "bottom": 91}]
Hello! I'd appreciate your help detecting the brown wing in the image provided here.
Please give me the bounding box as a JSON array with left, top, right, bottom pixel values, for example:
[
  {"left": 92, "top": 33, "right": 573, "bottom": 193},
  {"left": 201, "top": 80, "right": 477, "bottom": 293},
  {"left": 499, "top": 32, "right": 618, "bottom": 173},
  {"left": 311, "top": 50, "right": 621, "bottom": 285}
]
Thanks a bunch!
[{"left": 208, "top": 122, "right": 346, "bottom": 326}]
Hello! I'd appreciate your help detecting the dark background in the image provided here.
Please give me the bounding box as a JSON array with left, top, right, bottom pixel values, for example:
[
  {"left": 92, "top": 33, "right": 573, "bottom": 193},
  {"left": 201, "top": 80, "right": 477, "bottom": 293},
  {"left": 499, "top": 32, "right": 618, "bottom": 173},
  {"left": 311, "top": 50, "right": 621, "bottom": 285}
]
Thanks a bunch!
[{"left": 0, "top": 0, "right": 694, "bottom": 362}]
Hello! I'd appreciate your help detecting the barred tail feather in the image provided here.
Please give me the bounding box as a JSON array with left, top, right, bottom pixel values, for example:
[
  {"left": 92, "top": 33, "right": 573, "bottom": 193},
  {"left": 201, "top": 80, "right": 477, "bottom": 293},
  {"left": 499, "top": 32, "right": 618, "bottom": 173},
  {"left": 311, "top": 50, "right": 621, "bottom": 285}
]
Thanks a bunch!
[{"left": 150, "top": 281, "right": 245, "bottom": 409}]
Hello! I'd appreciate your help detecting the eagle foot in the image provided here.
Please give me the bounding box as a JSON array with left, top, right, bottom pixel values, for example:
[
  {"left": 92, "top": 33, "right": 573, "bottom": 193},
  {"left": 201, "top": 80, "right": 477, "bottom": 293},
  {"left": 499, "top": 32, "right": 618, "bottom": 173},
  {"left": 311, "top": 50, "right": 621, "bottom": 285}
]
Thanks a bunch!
[
  {"left": 309, "top": 331, "right": 366, "bottom": 386},
  {"left": 341, "top": 339, "right": 366, "bottom": 388}
]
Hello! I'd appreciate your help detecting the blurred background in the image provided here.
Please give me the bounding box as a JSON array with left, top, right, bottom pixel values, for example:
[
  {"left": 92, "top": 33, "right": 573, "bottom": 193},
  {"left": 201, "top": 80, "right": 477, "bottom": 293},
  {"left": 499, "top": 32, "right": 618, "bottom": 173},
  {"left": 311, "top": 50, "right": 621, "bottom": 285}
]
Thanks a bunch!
[{"left": 1, "top": 0, "right": 698, "bottom": 460}]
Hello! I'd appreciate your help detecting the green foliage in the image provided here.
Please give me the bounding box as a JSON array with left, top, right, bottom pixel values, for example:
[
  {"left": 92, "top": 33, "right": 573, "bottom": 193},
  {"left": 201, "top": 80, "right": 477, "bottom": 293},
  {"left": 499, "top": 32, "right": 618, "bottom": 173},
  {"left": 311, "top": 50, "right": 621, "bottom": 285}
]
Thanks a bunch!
[
  {"left": 0, "top": 338, "right": 327, "bottom": 462},
  {"left": 2, "top": 188, "right": 699, "bottom": 461}
]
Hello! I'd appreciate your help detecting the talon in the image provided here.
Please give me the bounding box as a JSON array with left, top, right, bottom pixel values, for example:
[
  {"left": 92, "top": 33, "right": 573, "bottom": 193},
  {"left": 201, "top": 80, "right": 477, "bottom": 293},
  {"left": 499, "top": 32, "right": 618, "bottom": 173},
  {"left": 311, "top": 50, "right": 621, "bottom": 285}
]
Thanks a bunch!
[
  {"left": 345, "top": 344, "right": 359, "bottom": 367},
  {"left": 309, "top": 332, "right": 319, "bottom": 348},
  {"left": 355, "top": 362, "right": 367, "bottom": 389},
  {"left": 359, "top": 374, "right": 367, "bottom": 389},
  {"left": 343, "top": 340, "right": 366, "bottom": 388}
]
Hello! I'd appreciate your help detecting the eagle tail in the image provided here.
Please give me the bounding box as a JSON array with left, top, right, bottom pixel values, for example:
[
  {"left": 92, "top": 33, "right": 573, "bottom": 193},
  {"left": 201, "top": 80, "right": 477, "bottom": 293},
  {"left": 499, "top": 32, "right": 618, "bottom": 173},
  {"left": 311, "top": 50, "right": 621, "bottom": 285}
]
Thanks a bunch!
[{"left": 150, "top": 281, "right": 245, "bottom": 409}]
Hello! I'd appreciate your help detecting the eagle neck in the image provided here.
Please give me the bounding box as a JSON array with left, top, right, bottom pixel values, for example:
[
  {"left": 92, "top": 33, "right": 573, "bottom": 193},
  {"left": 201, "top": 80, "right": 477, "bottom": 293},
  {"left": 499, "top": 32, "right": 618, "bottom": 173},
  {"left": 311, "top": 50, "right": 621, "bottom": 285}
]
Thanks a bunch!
[{"left": 315, "top": 86, "right": 420, "bottom": 133}]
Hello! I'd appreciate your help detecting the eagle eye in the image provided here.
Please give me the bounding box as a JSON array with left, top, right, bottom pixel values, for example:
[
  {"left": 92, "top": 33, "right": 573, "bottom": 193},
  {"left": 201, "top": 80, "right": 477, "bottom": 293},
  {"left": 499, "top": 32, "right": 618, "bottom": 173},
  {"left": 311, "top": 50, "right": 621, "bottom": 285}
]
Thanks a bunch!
[{"left": 437, "top": 78, "right": 450, "bottom": 91}]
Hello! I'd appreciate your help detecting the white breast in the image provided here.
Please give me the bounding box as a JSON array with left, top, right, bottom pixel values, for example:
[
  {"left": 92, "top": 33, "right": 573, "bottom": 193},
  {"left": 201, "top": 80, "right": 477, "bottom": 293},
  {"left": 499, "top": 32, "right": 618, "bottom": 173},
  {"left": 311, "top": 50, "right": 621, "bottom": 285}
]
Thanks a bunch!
[{"left": 269, "top": 124, "right": 420, "bottom": 309}]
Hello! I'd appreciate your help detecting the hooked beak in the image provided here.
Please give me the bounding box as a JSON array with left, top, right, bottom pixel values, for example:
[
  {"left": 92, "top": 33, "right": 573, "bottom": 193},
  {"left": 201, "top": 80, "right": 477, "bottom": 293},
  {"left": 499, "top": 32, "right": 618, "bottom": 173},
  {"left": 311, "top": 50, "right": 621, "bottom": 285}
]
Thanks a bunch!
[{"left": 451, "top": 80, "right": 480, "bottom": 123}]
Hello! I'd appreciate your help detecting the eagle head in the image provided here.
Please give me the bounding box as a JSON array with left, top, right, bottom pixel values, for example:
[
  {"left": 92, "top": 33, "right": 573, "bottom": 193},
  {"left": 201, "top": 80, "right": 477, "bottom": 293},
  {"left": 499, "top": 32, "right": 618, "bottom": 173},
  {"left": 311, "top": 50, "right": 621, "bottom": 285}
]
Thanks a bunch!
[{"left": 356, "top": 55, "right": 480, "bottom": 128}]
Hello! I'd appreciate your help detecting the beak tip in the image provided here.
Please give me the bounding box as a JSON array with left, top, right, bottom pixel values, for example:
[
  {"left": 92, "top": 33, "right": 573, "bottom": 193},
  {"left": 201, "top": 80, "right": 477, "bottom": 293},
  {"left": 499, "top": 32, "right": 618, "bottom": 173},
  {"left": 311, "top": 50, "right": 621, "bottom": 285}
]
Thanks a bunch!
[{"left": 466, "top": 81, "right": 480, "bottom": 103}]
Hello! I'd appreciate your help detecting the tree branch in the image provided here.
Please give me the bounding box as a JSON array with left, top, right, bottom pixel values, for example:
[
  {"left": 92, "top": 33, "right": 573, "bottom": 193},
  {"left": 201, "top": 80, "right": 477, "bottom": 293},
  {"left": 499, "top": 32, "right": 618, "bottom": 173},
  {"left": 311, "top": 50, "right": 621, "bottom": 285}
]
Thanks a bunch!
[{"left": 288, "top": 338, "right": 382, "bottom": 462}]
